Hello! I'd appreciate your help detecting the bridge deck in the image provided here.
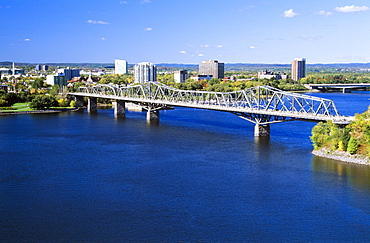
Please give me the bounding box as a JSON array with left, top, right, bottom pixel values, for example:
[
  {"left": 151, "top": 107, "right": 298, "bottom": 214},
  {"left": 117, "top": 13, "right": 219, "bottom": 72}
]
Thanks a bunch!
[{"left": 69, "top": 91, "right": 353, "bottom": 124}]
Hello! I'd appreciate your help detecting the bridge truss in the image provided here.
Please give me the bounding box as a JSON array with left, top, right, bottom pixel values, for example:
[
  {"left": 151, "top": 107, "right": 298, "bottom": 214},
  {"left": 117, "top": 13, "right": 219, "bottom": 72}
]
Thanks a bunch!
[{"left": 75, "top": 82, "right": 351, "bottom": 125}]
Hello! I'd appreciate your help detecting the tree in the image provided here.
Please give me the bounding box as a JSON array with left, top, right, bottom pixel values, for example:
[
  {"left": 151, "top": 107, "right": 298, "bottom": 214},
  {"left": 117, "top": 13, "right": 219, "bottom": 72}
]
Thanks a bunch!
[
  {"left": 31, "top": 78, "right": 46, "bottom": 89},
  {"left": 29, "top": 95, "right": 59, "bottom": 110},
  {"left": 49, "top": 85, "right": 60, "bottom": 96},
  {"left": 347, "top": 137, "right": 359, "bottom": 154}
]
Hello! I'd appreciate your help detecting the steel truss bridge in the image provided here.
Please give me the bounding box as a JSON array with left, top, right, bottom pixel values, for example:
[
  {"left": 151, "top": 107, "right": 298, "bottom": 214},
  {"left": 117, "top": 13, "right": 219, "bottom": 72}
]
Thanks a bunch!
[{"left": 69, "top": 82, "right": 353, "bottom": 136}]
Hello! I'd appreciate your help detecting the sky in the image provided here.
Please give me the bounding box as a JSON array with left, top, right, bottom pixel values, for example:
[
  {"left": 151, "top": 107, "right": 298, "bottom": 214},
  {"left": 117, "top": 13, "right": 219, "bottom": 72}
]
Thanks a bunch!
[{"left": 1, "top": 0, "right": 370, "bottom": 64}]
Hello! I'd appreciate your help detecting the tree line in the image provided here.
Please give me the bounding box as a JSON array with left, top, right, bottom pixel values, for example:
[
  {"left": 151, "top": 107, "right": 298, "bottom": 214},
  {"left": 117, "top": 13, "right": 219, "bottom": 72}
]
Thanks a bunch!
[{"left": 311, "top": 107, "right": 370, "bottom": 156}]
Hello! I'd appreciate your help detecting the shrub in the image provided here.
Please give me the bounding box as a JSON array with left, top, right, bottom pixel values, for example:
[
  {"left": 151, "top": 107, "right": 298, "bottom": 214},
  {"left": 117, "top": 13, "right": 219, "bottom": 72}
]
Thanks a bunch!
[{"left": 347, "top": 137, "right": 359, "bottom": 154}]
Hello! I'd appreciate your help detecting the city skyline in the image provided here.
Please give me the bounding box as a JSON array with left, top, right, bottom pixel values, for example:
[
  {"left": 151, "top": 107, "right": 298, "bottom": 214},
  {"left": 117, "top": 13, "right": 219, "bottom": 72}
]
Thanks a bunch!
[{"left": 1, "top": 0, "right": 370, "bottom": 64}]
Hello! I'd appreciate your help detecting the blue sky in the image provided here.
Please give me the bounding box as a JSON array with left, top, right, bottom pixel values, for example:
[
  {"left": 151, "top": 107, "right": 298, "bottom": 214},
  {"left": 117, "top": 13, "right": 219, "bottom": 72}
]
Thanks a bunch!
[{"left": 1, "top": 0, "right": 370, "bottom": 64}]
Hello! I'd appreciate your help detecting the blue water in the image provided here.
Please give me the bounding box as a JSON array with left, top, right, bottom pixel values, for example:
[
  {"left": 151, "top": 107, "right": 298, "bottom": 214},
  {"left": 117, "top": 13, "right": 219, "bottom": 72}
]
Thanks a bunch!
[{"left": 1, "top": 92, "right": 370, "bottom": 242}]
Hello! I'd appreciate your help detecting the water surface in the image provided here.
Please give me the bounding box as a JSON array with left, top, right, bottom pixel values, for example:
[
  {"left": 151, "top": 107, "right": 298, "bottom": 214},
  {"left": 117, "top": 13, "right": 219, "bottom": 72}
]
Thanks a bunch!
[{"left": 1, "top": 92, "right": 370, "bottom": 242}]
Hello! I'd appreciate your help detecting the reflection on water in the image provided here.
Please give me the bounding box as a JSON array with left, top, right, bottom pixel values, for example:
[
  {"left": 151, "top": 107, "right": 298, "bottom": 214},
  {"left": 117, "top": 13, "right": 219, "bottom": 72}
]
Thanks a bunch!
[{"left": 312, "top": 155, "right": 370, "bottom": 193}]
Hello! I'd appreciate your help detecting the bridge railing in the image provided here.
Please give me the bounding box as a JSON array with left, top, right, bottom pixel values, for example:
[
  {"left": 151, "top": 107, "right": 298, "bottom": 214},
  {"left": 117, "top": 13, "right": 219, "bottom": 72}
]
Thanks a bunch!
[{"left": 76, "top": 82, "right": 341, "bottom": 118}]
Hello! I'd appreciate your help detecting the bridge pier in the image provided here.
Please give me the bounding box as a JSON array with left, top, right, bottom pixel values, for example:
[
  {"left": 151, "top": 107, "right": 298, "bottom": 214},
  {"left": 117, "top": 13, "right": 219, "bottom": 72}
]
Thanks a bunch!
[
  {"left": 343, "top": 88, "right": 351, "bottom": 93},
  {"left": 113, "top": 100, "right": 126, "bottom": 117},
  {"left": 147, "top": 108, "right": 159, "bottom": 121},
  {"left": 87, "top": 97, "right": 97, "bottom": 113},
  {"left": 254, "top": 124, "right": 270, "bottom": 137},
  {"left": 75, "top": 96, "right": 84, "bottom": 108}
]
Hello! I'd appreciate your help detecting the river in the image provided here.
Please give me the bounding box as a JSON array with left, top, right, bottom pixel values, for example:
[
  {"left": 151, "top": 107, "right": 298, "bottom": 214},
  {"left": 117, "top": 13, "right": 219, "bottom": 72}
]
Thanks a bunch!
[{"left": 1, "top": 92, "right": 370, "bottom": 242}]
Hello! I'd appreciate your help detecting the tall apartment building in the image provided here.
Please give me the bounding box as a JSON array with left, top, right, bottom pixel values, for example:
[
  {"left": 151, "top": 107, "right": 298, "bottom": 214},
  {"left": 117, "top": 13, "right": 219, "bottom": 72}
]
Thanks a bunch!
[
  {"left": 174, "top": 70, "right": 188, "bottom": 83},
  {"left": 115, "top": 59, "right": 128, "bottom": 75},
  {"left": 134, "top": 62, "right": 157, "bottom": 84},
  {"left": 292, "top": 58, "right": 306, "bottom": 81},
  {"left": 198, "top": 60, "right": 224, "bottom": 79}
]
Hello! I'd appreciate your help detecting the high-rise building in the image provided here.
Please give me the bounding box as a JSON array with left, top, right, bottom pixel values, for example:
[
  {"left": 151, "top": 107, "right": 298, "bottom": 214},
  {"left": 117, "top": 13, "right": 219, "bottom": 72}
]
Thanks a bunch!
[
  {"left": 174, "top": 70, "right": 188, "bottom": 83},
  {"left": 115, "top": 59, "right": 128, "bottom": 75},
  {"left": 57, "top": 68, "right": 80, "bottom": 81},
  {"left": 134, "top": 62, "right": 157, "bottom": 84},
  {"left": 292, "top": 58, "right": 306, "bottom": 81},
  {"left": 198, "top": 60, "right": 224, "bottom": 79}
]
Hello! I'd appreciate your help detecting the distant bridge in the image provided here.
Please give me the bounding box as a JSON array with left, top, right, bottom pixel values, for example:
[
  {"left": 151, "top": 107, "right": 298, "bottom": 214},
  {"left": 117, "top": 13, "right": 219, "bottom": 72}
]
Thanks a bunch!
[
  {"left": 69, "top": 82, "right": 353, "bottom": 136},
  {"left": 305, "top": 83, "right": 370, "bottom": 93}
]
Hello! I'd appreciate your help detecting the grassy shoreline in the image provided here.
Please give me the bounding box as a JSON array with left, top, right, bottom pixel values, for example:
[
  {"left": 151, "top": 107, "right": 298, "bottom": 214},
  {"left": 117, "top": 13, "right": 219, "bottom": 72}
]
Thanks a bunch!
[{"left": 0, "top": 103, "right": 77, "bottom": 114}]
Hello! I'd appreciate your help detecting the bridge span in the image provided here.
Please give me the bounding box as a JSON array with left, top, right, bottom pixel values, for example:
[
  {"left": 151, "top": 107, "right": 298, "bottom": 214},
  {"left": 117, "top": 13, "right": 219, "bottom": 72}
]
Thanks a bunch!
[
  {"left": 305, "top": 83, "right": 370, "bottom": 93},
  {"left": 69, "top": 82, "right": 353, "bottom": 136}
]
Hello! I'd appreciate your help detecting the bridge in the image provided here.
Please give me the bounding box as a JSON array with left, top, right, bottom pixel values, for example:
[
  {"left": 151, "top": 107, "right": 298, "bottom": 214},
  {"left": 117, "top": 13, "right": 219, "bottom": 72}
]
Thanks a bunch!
[
  {"left": 69, "top": 82, "right": 353, "bottom": 136},
  {"left": 305, "top": 83, "right": 370, "bottom": 93}
]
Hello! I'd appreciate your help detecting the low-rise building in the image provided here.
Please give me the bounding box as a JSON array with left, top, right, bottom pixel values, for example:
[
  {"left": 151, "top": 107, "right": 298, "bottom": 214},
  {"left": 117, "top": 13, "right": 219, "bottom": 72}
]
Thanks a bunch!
[
  {"left": 190, "top": 75, "right": 213, "bottom": 81},
  {"left": 46, "top": 75, "right": 67, "bottom": 86},
  {"left": 258, "top": 70, "right": 288, "bottom": 80}
]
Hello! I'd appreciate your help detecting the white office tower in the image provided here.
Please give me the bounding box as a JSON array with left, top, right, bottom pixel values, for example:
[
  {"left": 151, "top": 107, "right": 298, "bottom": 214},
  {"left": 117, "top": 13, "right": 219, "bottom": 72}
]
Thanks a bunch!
[
  {"left": 134, "top": 62, "right": 157, "bottom": 84},
  {"left": 114, "top": 59, "right": 128, "bottom": 75}
]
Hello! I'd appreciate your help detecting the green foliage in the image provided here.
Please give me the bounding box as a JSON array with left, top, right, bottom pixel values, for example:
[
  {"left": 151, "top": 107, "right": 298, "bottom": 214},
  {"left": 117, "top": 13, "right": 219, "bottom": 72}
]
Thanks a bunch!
[
  {"left": 58, "top": 98, "right": 70, "bottom": 107},
  {"left": 0, "top": 98, "right": 9, "bottom": 107},
  {"left": 31, "top": 77, "right": 46, "bottom": 89},
  {"left": 347, "top": 137, "right": 359, "bottom": 154},
  {"left": 49, "top": 85, "right": 60, "bottom": 96},
  {"left": 69, "top": 100, "right": 77, "bottom": 108},
  {"left": 98, "top": 74, "right": 133, "bottom": 85},
  {"left": 311, "top": 106, "right": 370, "bottom": 157},
  {"left": 311, "top": 121, "right": 335, "bottom": 150},
  {"left": 29, "top": 95, "right": 59, "bottom": 110}
]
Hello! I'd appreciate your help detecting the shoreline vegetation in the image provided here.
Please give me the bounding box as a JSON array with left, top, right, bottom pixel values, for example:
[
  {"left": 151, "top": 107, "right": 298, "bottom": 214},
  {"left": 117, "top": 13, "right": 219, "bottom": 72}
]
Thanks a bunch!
[
  {"left": 0, "top": 107, "right": 79, "bottom": 115},
  {"left": 311, "top": 107, "right": 370, "bottom": 166}
]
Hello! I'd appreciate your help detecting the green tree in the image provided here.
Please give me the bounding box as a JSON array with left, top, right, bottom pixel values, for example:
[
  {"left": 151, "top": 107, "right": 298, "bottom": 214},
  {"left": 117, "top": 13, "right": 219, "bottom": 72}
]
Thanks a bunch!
[
  {"left": 347, "top": 137, "right": 359, "bottom": 154},
  {"left": 31, "top": 77, "right": 46, "bottom": 89},
  {"left": 311, "top": 121, "right": 334, "bottom": 150},
  {"left": 49, "top": 85, "right": 60, "bottom": 96},
  {"left": 29, "top": 95, "right": 59, "bottom": 110}
]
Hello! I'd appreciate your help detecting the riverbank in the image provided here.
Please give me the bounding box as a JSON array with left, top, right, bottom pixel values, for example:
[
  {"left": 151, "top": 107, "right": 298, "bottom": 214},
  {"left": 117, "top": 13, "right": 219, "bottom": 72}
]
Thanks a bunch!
[
  {"left": 0, "top": 107, "right": 79, "bottom": 115},
  {"left": 312, "top": 148, "right": 370, "bottom": 166}
]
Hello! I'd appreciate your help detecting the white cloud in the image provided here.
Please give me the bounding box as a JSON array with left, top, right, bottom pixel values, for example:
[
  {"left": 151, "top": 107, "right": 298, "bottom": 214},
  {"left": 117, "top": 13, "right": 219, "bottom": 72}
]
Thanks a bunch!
[
  {"left": 144, "top": 27, "right": 152, "bottom": 31},
  {"left": 200, "top": 44, "right": 210, "bottom": 48},
  {"left": 283, "top": 9, "right": 298, "bottom": 18},
  {"left": 87, "top": 20, "right": 110, "bottom": 24},
  {"left": 101, "top": 38, "right": 107, "bottom": 41},
  {"left": 140, "top": 0, "right": 150, "bottom": 4},
  {"left": 24, "top": 39, "right": 30, "bottom": 41},
  {"left": 179, "top": 51, "right": 187, "bottom": 54},
  {"left": 120, "top": 1, "right": 128, "bottom": 4},
  {"left": 300, "top": 36, "right": 319, "bottom": 41},
  {"left": 315, "top": 10, "right": 333, "bottom": 17},
  {"left": 198, "top": 54, "right": 204, "bottom": 57},
  {"left": 250, "top": 46, "right": 256, "bottom": 49},
  {"left": 216, "top": 45, "right": 223, "bottom": 48},
  {"left": 335, "top": 5, "right": 369, "bottom": 13}
]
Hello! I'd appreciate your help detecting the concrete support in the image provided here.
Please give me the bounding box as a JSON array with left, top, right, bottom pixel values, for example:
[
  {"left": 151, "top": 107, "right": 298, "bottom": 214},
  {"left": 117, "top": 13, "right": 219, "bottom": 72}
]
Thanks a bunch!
[
  {"left": 113, "top": 100, "right": 126, "bottom": 117},
  {"left": 146, "top": 108, "right": 159, "bottom": 121},
  {"left": 87, "top": 97, "right": 97, "bottom": 113},
  {"left": 75, "top": 96, "right": 84, "bottom": 108},
  {"left": 343, "top": 88, "right": 351, "bottom": 93},
  {"left": 254, "top": 124, "right": 270, "bottom": 137}
]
